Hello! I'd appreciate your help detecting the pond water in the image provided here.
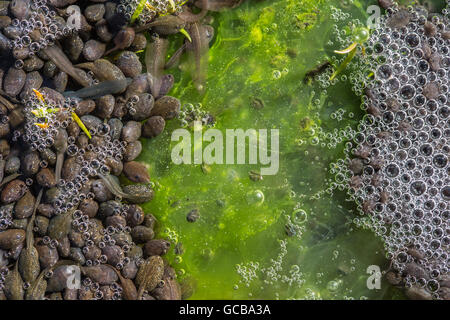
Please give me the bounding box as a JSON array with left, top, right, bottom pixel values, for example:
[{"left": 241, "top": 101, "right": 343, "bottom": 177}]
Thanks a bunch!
[{"left": 138, "top": 0, "right": 445, "bottom": 299}]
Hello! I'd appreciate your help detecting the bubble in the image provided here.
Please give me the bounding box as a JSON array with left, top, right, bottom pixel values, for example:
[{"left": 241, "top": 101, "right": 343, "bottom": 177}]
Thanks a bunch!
[
  {"left": 246, "top": 190, "right": 265, "bottom": 206},
  {"left": 272, "top": 70, "right": 282, "bottom": 79},
  {"left": 292, "top": 209, "right": 307, "bottom": 224}
]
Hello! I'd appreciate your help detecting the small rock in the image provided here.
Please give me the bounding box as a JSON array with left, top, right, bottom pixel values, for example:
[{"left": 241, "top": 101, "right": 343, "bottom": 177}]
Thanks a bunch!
[
  {"left": 151, "top": 96, "right": 181, "bottom": 120},
  {"left": 123, "top": 141, "right": 142, "bottom": 162},
  {"left": 3, "top": 68, "right": 26, "bottom": 96},
  {"left": 131, "top": 93, "right": 154, "bottom": 121},
  {"left": 144, "top": 239, "right": 171, "bottom": 257},
  {"left": 64, "top": 34, "right": 84, "bottom": 62},
  {"left": 61, "top": 157, "right": 81, "bottom": 181},
  {"left": 5, "top": 156, "right": 20, "bottom": 174},
  {"left": 10, "top": 0, "right": 30, "bottom": 20},
  {"left": 54, "top": 71, "right": 68, "bottom": 93},
  {"left": 1, "top": 179, "right": 27, "bottom": 204},
  {"left": 84, "top": 4, "right": 105, "bottom": 23},
  {"left": 121, "top": 121, "right": 142, "bottom": 143},
  {"left": 21, "top": 151, "right": 40, "bottom": 176},
  {"left": 83, "top": 40, "right": 106, "bottom": 61},
  {"left": 75, "top": 100, "right": 96, "bottom": 116},
  {"left": 123, "top": 161, "right": 150, "bottom": 183},
  {"left": 125, "top": 204, "right": 144, "bottom": 227},
  {"left": 187, "top": 209, "right": 200, "bottom": 222},
  {"left": 23, "top": 55, "right": 44, "bottom": 72},
  {"left": 130, "top": 33, "right": 147, "bottom": 51},
  {"left": 82, "top": 265, "right": 118, "bottom": 285},
  {"left": 115, "top": 51, "right": 142, "bottom": 78},
  {"left": 36, "top": 168, "right": 56, "bottom": 188},
  {"left": 142, "top": 116, "right": 165, "bottom": 138},
  {"left": 95, "top": 94, "right": 115, "bottom": 119},
  {"left": 0, "top": 229, "right": 26, "bottom": 250},
  {"left": 13, "top": 191, "right": 34, "bottom": 219}
]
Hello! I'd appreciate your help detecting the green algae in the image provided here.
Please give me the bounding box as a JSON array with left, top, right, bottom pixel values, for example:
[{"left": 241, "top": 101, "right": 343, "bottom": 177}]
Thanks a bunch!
[{"left": 135, "top": 0, "right": 438, "bottom": 299}]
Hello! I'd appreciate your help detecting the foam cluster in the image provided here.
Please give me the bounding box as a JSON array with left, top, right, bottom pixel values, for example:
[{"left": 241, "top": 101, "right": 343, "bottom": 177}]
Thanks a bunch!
[
  {"left": 9, "top": 0, "right": 79, "bottom": 68},
  {"left": 332, "top": 4, "right": 449, "bottom": 299},
  {"left": 117, "top": 0, "right": 187, "bottom": 24}
]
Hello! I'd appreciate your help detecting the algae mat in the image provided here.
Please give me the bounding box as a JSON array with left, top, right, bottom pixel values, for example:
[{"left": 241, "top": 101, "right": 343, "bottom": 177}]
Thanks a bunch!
[{"left": 136, "top": 0, "right": 428, "bottom": 299}]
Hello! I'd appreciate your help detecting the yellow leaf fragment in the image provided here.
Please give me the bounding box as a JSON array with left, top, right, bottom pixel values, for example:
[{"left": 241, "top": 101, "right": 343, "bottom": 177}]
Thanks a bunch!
[
  {"left": 334, "top": 42, "right": 358, "bottom": 55},
  {"left": 34, "top": 123, "right": 49, "bottom": 129},
  {"left": 71, "top": 112, "right": 92, "bottom": 139}
]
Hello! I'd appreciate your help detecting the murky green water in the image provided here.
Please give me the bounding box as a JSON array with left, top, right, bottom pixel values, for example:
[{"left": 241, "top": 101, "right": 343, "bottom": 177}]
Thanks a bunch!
[{"left": 137, "top": 0, "right": 442, "bottom": 299}]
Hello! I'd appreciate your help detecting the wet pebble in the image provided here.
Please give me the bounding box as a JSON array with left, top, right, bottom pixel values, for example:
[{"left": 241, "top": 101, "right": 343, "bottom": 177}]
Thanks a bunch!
[
  {"left": 61, "top": 157, "right": 81, "bottom": 181},
  {"left": 121, "top": 121, "right": 142, "bottom": 143},
  {"left": 84, "top": 4, "right": 105, "bottom": 23},
  {"left": 3, "top": 68, "right": 26, "bottom": 97},
  {"left": 1, "top": 179, "right": 27, "bottom": 204},
  {"left": 102, "top": 244, "right": 124, "bottom": 266},
  {"left": 75, "top": 100, "right": 96, "bottom": 116},
  {"left": 83, "top": 40, "right": 106, "bottom": 61},
  {"left": 54, "top": 71, "right": 68, "bottom": 93},
  {"left": 35, "top": 242, "right": 58, "bottom": 269},
  {"left": 123, "top": 161, "right": 150, "bottom": 183},
  {"left": 23, "top": 55, "right": 44, "bottom": 72},
  {"left": 5, "top": 156, "right": 20, "bottom": 174},
  {"left": 0, "top": 229, "right": 25, "bottom": 249},
  {"left": 91, "top": 179, "right": 114, "bottom": 202},
  {"left": 151, "top": 96, "right": 181, "bottom": 120},
  {"left": 131, "top": 226, "right": 154, "bottom": 244},
  {"left": 122, "top": 184, "right": 153, "bottom": 204},
  {"left": 142, "top": 116, "right": 165, "bottom": 138},
  {"left": 13, "top": 191, "right": 34, "bottom": 219},
  {"left": 36, "top": 168, "right": 56, "bottom": 188},
  {"left": 82, "top": 265, "right": 118, "bottom": 285},
  {"left": 95, "top": 94, "right": 115, "bottom": 119},
  {"left": 130, "top": 33, "right": 147, "bottom": 51},
  {"left": 21, "top": 151, "right": 40, "bottom": 176},
  {"left": 144, "top": 239, "right": 171, "bottom": 257},
  {"left": 115, "top": 51, "right": 142, "bottom": 78}
]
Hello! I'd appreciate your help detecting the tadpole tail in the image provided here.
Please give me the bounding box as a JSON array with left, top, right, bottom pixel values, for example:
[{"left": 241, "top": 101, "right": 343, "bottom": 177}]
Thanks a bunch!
[
  {"left": 98, "top": 173, "right": 128, "bottom": 199},
  {"left": 165, "top": 43, "right": 187, "bottom": 70},
  {"left": 26, "top": 189, "right": 43, "bottom": 250},
  {"left": 179, "top": 0, "right": 209, "bottom": 23},
  {"left": 44, "top": 45, "right": 91, "bottom": 87},
  {"left": 55, "top": 152, "right": 64, "bottom": 183}
]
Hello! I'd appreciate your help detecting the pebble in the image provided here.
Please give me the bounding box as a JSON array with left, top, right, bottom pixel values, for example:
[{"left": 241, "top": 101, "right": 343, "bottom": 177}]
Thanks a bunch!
[
  {"left": 1, "top": 179, "right": 27, "bottom": 204},
  {"left": 122, "top": 184, "right": 154, "bottom": 204},
  {"left": 131, "top": 93, "right": 154, "bottom": 121},
  {"left": 0, "top": 229, "right": 25, "bottom": 249},
  {"left": 13, "top": 191, "right": 34, "bottom": 219},
  {"left": 84, "top": 4, "right": 106, "bottom": 23},
  {"left": 142, "top": 116, "right": 165, "bottom": 138},
  {"left": 121, "top": 121, "right": 142, "bottom": 143},
  {"left": 115, "top": 51, "right": 142, "bottom": 78},
  {"left": 36, "top": 168, "right": 57, "bottom": 188},
  {"left": 144, "top": 239, "right": 171, "bottom": 257},
  {"left": 151, "top": 96, "right": 181, "bottom": 120},
  {"left": 3, "top": 68, "right": 26, "bottom": 96},
  {"left": 123, "top": 161, "right": 150, "bottom": 183},
  {"left": 65, "top": 35, "right": 84, "bottom": 62},
  {"left": 83, "top": 39, "right": 106, "bottom": 61},
  {"left": 123, "top": 140, "right": 142, "bottom": 161},
  {"left": 95, "top": 94, "right": 115, "bottom": 119}
]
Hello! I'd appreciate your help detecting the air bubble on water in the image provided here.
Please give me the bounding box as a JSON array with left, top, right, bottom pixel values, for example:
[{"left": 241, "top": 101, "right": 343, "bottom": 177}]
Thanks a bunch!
[
  {"left": 246, "top": 190, "right": 265, "bottom": 206},
  {"left": 272, "top": 70, "right": 282, "bottom": 79}
]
